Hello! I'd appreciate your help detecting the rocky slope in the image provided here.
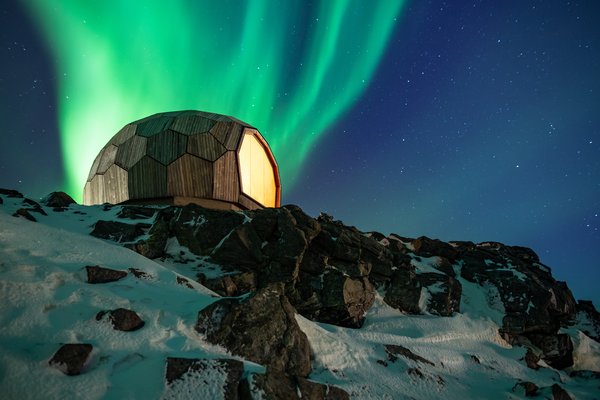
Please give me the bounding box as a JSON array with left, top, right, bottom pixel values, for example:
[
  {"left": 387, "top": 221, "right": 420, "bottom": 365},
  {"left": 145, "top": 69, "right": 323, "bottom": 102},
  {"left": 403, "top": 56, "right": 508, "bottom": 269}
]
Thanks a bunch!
[{"left": 1, "top": 188, "right": 599, "bottom": 399}]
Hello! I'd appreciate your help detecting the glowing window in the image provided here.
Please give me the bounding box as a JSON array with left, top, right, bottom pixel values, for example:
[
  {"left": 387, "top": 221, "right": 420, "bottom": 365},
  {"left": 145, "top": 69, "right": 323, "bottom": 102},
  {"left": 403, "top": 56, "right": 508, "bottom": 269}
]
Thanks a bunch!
[{"left": 238, "top": 130, "right": 276, "bottom": 207}]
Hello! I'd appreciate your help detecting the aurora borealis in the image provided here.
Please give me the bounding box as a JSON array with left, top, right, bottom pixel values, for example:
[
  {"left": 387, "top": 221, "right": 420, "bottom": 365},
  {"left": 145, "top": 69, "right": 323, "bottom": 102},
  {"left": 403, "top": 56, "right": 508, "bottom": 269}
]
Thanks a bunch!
[
  {"left": 21, "top": 0, "right": 405, "bottom": 199},
  {"left": 1, "top": 1, "right": 599, "bottom": 305}
]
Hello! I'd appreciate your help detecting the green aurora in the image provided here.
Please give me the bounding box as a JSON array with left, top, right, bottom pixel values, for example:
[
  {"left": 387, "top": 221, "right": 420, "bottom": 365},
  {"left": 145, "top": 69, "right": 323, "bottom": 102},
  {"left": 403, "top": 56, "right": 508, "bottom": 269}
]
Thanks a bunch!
[{"left": 23, "top": 0, "right": 405, "bottom": 201}]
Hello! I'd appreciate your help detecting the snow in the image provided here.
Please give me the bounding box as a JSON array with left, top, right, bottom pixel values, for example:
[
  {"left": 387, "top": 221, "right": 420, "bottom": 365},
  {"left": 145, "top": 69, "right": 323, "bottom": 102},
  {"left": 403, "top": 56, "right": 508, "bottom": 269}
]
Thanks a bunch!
[{"left": 1, "top": 195, "right": 599, "bottom": 399}]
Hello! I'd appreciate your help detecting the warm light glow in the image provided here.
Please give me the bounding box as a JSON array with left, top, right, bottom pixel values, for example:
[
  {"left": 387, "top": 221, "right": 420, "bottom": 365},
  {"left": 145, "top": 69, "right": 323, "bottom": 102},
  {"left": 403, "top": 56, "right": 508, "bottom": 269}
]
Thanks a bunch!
[{"left": 239, "top": 130, "right": 276, "bottom": 207}]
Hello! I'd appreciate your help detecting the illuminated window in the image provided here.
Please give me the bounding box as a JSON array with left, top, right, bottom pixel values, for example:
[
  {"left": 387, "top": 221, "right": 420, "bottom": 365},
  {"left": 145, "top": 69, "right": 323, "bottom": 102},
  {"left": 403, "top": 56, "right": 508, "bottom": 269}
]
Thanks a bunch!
[{"left": 238, "top": 130, "right": 276, "bottom": 207}]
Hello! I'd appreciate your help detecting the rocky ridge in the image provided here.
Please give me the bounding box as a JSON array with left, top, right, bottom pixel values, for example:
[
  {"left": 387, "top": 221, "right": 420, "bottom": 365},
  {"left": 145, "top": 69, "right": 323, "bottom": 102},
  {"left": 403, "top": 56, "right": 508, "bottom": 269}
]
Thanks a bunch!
[{"left": 2, "top": 188, "right": 600, "bottom": 399}]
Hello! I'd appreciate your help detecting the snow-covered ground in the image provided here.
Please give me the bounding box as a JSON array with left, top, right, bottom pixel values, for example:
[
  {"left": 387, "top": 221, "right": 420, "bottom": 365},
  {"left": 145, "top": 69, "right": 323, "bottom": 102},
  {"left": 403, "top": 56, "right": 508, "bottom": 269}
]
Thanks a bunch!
[{"left": 0, "top": 194, "right": 598, "bottom": 399}]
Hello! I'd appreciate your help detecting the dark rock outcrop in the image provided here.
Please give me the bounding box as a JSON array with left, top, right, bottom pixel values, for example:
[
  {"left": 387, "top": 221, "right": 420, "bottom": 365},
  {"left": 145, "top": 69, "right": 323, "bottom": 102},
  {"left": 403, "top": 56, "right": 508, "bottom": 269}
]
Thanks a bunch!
[
  {"left": 91, "top": 220, "right": 150, "bottom": 243},
  {"left": 571, "top": 300, "right": 600, "bottom": 342},
  {"left": 550, "top": 384, "right": 572, "bottom": 400},
  {"left": 96, "top": 308, "right": 144, "bottom": 331},
  {"left": 0, "top": 188, "right": 23, "bottom": 198},
  {"left": 240, "top": 369, "right": 349, "bottom": 400},
  {"left": 85, "top": 265, "right": 127, "bottom": 283},
  {"left": 48, "top": 343, "right": 93, "bottom": 375},
  {"left": 195, "top": 284, "right": 311, "bottom": 377},
  {"left": 512, "top": 381, "right": 539, "bottom": 397},
  {"left": 41, "top": 191, "right": 76, "bottom": 208},
  {"left": 13, "top": 208, "right": 37, "bottom": 222},
  {"left": 165, "top": 357, "right": 243, "bottom": 400},
  {"left": 384, "top": 344, "right": 435, "bottom": 366},
  {"left": 117, "top": 206, "right": 156, "bottom": 220}
]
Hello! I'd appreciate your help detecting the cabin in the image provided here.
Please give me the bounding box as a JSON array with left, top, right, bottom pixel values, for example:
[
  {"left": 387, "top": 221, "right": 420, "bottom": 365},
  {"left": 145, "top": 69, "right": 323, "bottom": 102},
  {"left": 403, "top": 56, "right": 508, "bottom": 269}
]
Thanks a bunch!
[{"left": 83, "top": 110, "right": 281, "bottom": 210}]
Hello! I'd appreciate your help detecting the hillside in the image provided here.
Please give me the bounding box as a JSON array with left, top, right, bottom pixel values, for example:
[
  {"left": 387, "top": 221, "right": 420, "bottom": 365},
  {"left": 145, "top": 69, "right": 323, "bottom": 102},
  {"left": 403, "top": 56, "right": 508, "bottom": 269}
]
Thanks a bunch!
[{"left": 0, "top": 188, "right": 599, "bottom": 399}]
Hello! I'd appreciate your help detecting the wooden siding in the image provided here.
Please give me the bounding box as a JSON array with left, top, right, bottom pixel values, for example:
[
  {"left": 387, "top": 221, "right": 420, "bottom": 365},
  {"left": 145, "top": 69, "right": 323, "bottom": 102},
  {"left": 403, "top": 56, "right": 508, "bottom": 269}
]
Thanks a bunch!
[
  {"left": 128, "top": 156, "right": 167, "bottom": 199},
  {"left": 83, "top": 174, "right": 104, "bottom": 205},
  {"left": 213, "top": 151, "right": 239, "bottom": 202},
  {"left": 187, "top": 133, "right": 226, "bottom": 162},
  {"left": 102, "top": 164, "right": 129, "bottom": 204},
  {"left": 171, "top": 115, "right": 215, "bottom": 135},
  {"left": 87, "top": 148, "right": 104, "bottom": 181},
  {"left": 210, "top": 121, "right": 233, "bottom": 145},
  {"left": 147, "top": 130, "right": 187, "bottom": 165},
  {"left": 167, "top": 154, "right": 212, "bottom": 198},
  {"left": 115, "top": 136, "right": 147, "bottom": 169},
  {"left": 97, "top": 144, "right": 118, "bottom": 174},
  {"left": 109, "top": 124, "right": 136, "bottom": 146},
  {"left": 136, "top": 115, "right": 174, "bottom": 137}
]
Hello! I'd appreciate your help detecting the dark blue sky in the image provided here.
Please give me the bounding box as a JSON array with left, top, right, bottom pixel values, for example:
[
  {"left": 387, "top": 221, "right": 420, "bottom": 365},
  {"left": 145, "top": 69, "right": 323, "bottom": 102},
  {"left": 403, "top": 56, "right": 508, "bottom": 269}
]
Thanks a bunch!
[{"left": 1, "top": 1, "right": 599, "bottom": 305}]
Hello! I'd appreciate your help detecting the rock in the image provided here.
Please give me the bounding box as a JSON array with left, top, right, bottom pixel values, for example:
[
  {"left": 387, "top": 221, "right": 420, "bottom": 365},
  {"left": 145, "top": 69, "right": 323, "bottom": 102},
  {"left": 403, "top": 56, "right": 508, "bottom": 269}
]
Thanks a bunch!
[
  {"left": 128, "top": 268, "right": 152, "bottom": 279},
  {"left": 117, "top": 206, "right": 156, "bottom": 220},
  {"left": 569, "top": 370, "right": 600, "bottom": 379},
  {"left": 382, "top": 268, "right": 461, "bottom": 316},
  {"left": 411, "top": 236, "right": 459, "bottom": 261},
  {"left": 512, "top": 381, "right": 539, "bottom": 397},
  {"left": 176, "top": 276, "right": 194, "bottom": 288},
  {"left": 169, "top": 205, "right": 246, "bottom": 256},
  {"left": 85, "top": 265, "right": 127, "bottom": 284},
  {"left": 417, "top": 273, "right": 462, "bottom": 316},
  {"left": 384, "top": 344, "right": 435, "bottom": 366},
  {"left": 198, "top": 272, "right": 256, "bottom": 297},
  {"left": 571, "top": 300, "right": 600, "bottom": 342},
  {"left": 528, "top": 333, "right": 574, "bottom": 370},
  {"left": 407, "top": 368, "right": 424, "bottom": 379},
  {"left": 292, "top": 269, "right": 375, "bottom": 328},
  {"left": 96, "top": 308, "right": 144, "bottom": 331},
  {"left": 41, "top": 192, "right": 76, "bottom": 208},
  {"left": 550, "top": 384, "right": 572, "bottom": 400},
  {"left": 210, "top": 223, "right": 264, "bottom": 269},
  {"left": 240, "top": 369, "right": 349, "bottom": 400},
  {"left": 165, "top": 357, "right": 243, "bottom": 400},
  {"left": 12, "top": 208, "right": 37, "bottom": 222},
  {"left": 469, "top": 355, "right": 481, "bottom": 364},
  {"left": 22, "top": 198, "right": 48, "bottom": 215},
  {"left": 48, "top": 343, "right": 93, "bottom": 375},
  {"left": 129, "top": 209, "right": 173, "bottom": 259},
  {"left": 195, "top": 284, "right": 311, "bottom": 377},
  {"left": 524, "top": 348, "right": 540, "bottom": 370},
  {"left": 383, "top": 269, "right": 421, "bottom": 314},
  {"left": 91, "top": 220, "right": 150, "bottom": 243},
  {"left": 0, "top": 188, "right": 23, "bottom": 198}
]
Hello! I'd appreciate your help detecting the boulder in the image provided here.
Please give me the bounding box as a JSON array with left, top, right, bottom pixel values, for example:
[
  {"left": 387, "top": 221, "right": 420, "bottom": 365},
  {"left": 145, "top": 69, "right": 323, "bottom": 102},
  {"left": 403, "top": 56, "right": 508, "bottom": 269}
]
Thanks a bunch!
[
  {"left": 512, "top": 381, "right": 539, "bottom": 397},
  {"left": 96, "top": 308, "right": 144, "bottom": 331},
  {"left": 240, "top": 369, "right": 349, "bottom": 400},
  {"left": 195, "top": 284, "right": 311, "bottom": 377},
  {"left": 117, "top": 206, "right": 156, "bottom": 220},
  {"left": 48, "top": 343, "right": 93, "bottom": 375},
  {"left": 524, "top": 348, "right": 540, "bottom": 370},
  {"left": 12, "top": 208, "right": 37, "bottom": 222},
  {"left": 569, "top": 370, "right": 600, "bottom": 380},
  {"left": 85, "top": 265, "right": 127, "bottom": 284},
  {"left": 292, "top": 269, "right": 374, "bottom": 328},
  {"left": 382, "top": 269, "right": 461, "bottom": 316},
  {"left": 91, "top": 220, "right": 150, "bottom": 243},
  {"left": 571, "top": 300, "right": 600, "bottom": 342},
  {"left": 0, "top": 188, "right": 23, "bottom": 197},
  {"left": 165, "top": 357, "right": 243, "bottom": 400},
  {"left": 41, "top": 191, "right": 76, "bottom": 208},
  {"left": 550, "top": 384, "right": 572, "bottom": 400},
  {"left": 198, "top": 272, "right": 256, "bottom": 297},
  {"left": 411, "top": 236, "right": 459, "bottom": 261},
  {"left": 384, "top": 344, "right": 435, "bottom": 366},
  {"left": 528, "top": 334, "right": 574, "bottom": 370}
]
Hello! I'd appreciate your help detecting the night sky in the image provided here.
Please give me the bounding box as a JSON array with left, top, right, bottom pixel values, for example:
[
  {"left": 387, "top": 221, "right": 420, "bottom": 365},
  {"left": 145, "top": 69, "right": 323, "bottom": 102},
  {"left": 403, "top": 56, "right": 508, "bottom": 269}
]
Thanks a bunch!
[{"left": 1, "top": 1, "right": 599, "bottom": 305}]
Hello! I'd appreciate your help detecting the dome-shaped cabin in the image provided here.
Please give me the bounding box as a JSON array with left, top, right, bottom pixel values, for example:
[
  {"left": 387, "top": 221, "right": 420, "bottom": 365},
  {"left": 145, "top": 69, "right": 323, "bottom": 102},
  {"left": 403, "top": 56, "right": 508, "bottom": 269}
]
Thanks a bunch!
[{"left": 83, "top": 111, "right": 281, "bottom": 210}]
